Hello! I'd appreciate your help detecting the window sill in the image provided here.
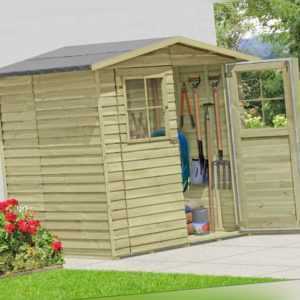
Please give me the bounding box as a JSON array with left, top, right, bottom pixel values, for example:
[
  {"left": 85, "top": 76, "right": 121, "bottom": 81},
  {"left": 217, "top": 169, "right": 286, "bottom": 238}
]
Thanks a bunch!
[{"left": 126, "top": 136, "right": 176, "bottom": 145}]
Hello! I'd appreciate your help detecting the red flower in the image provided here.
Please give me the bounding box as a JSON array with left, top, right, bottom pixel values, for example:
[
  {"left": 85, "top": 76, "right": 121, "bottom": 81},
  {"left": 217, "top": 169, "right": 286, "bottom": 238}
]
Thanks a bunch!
[
  {"left": 17, "top": 219, "right": 29, "bottom": 233},
  {"left": 0, "top": 201, "right": 9, "bottom": 212},
  {"left": 27, "top": 219, "right": 40, "bottom": 235},
  {"left": 17, "top": 219, "right": 40, "bottom": 235},
  {"left": 5, "top": 223, "right": 16, "bottom": 234},
  {"left": 51, "top": 241, "right": 63, "bottom": 252},
  {"left": 5, "top": 212, "right": 17, "bottom": 223},
  {"left": 6, "top": 198, "right": 18, "bottom": 207},
  {"left": 28, "top": 219, "right": 40, "bottom": 227}
]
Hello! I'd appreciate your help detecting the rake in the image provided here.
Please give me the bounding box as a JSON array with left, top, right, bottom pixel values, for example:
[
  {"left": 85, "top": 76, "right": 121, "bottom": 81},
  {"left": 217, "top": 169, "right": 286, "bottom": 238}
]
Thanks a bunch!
[{"left": 209, "top": 76, "right": 232, "bottom": 190}]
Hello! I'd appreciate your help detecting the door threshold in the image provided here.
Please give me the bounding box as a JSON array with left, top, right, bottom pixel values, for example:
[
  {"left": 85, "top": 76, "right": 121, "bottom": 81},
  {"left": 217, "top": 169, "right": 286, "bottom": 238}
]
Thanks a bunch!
[{"left": 188, "top": 231, "right": 244, "bottom": 245}]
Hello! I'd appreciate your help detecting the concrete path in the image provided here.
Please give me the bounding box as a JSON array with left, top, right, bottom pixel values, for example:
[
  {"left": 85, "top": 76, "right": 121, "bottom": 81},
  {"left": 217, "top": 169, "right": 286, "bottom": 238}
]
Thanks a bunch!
[{"left": 65, "top": 234, "right": 300, "bottom": 279}]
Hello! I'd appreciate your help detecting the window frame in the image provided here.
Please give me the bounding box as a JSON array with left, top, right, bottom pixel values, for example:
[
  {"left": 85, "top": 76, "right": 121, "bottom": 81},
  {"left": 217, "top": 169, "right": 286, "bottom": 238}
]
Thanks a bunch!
[
  {"left": 237, "top": 69, "right": 288, "bottom": 129},
  {"left": 123, "top": 75, "right": 169, "bottom": 143}
]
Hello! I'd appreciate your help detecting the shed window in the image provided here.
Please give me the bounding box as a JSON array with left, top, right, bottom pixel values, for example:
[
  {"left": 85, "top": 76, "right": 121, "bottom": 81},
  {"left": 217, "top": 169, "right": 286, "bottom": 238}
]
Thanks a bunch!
[
  {"left": 125, "top": 78, "right": 166, "bottom": 140},
  {"left": 237, "top": 70, "right": 287, "bottom": 129}
]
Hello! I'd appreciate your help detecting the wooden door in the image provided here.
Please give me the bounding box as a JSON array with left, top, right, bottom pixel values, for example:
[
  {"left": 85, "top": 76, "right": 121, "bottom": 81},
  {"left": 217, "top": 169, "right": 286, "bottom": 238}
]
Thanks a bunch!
[{"left": 226, "top": 59, "right": 300, "bottom": 230}]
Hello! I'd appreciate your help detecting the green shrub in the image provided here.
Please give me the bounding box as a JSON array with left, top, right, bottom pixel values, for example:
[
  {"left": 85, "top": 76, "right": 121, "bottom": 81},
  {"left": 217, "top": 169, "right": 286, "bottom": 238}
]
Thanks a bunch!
[
  {"left": 272, "top": 114, "right": 288, "bottom": 128},
  {"left": 244, "top": 113, "right": 264, "bottom": 128}
]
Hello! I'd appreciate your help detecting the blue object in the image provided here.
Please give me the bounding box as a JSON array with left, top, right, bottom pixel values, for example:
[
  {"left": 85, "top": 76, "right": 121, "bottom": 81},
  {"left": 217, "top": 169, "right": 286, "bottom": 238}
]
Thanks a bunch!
[{"left": 151, "top": 128, "right": 190, "bottom": 191}]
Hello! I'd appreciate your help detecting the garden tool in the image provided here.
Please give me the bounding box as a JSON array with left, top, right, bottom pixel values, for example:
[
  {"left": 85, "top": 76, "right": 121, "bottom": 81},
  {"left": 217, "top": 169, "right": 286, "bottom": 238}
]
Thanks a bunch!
[
  {"left": 209, "top": 76, "right": 232, "bottom": 190},
  {"left": 179, "top": 82, "right": 195, "bottom": 129},
  {"left": 189, "top": 77, "right": 208, "bottom": 184},
  {"left": 203, "top": 103, "right": 215, "bottom": 232}
]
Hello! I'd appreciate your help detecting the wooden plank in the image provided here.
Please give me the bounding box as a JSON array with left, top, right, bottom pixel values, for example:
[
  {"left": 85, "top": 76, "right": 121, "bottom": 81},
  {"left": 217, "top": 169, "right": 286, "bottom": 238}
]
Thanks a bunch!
[
  {"left": 40, "top": 156, "right": 103, "bottom": 166},
  {"left": 36, "top": 107, "right": 98, "bottom": 120},
  {"left": 128, "top": 210, "right": 185, "bottom": 227},
  {"left": 126, "top": 183, "right": 182, "bottom": 199},
  {"left": 62, "top": 240, "right": 111, "bottom": 250},
  {"left": 39, "top": 136, "right": 101, "bottom": 146},
  {"left": 125, "top": 192, "right": 184, "bottom": 209},
  {"left": 123, "top": 174, "right": 182, "bottom": 191},
  {"left": 52, "top": 231, "right": 110, "bottom": 240},
  {"left": 42, "top": 184, "right": 106, "bottom": 193},
  {"left": 44, "top": 212, "right": 108, "bottom": 221},
  {"left": 35, "top": 98, "right": 97, "bottom": 110},
  {"left": 123, "top": 165, "right": 181, "bottom": 181},
  {"left": 129, "top": 219, "right": 186, "bottom": 237},
  {"left": 130, "top": 228, "right": 187, "bottom": 247},
  {"left": 41, "top": 165, "right": 103, "bottom": 175},
  {"left": 127, "top": 201, "right": 184, "bottom": 218}
]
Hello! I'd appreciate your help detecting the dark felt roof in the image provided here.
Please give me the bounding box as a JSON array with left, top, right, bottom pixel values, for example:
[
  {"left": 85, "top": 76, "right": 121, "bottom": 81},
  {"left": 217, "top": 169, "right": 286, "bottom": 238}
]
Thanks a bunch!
[{"left": 0, "top": 37, "right": 167, "bottom": 76}]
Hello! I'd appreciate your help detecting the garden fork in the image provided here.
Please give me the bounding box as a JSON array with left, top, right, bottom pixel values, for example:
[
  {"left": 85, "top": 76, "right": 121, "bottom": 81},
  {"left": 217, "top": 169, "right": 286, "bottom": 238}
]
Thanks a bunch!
[{"left": 209, "top": 76, "right": 232, "bottom": 190}]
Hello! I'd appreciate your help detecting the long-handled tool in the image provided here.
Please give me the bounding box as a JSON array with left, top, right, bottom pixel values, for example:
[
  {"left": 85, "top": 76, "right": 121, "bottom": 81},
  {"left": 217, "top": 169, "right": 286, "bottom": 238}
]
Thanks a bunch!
[
  {"left": 179, "top": 83, "right": 195, "bottom": 130},
  {"left": 189, "top": 77, "right": 208, "bottom": 183},
  {"left": 209, "top": 76, "right": 232, "bottom": 190},
  {"left": 204, "top": 103, "right": 215, "bottom": 232}
]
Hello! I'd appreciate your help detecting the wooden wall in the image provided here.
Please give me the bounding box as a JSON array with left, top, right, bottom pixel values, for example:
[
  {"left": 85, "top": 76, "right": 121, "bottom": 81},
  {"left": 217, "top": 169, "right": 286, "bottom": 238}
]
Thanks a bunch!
[
  {"left": 96, "top": 66, "right": 188, "bottom": 257},
  {"left": 239, "top": 131, "right": 297, "bottom": 228},
  {"left": 0, "top": 71, "right": 112, "bottom": 258}
]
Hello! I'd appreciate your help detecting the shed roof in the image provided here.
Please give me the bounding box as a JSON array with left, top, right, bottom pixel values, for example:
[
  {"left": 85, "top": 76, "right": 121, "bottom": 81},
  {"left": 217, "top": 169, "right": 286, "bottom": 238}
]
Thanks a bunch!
[{"left": 0, "top": 36, "right": 258, "bottom": 77}]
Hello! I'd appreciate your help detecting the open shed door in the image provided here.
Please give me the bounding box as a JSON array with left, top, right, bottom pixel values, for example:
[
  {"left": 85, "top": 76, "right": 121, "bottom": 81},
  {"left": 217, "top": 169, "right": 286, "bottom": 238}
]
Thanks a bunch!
[{"left": 226, "top": 59, "right": 300, "bottom": 230}]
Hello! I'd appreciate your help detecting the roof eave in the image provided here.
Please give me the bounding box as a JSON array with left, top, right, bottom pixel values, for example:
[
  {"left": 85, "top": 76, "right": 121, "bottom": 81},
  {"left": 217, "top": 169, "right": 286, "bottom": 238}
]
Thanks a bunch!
[
  {"left": 91, "top": 36, "right": 259, "bottom": 71},
  {"left": 0, "top": 65, "right": 91, "bottom": 78}
]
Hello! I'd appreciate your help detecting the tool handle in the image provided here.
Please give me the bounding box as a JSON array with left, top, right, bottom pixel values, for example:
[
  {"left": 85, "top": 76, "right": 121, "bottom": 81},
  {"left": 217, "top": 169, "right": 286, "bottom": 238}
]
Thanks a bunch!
[
  {"left": 185, "top": 92, "right": 195, "bottom": 128},
  {"left": 205, "top": 105, "right": 215, "bottom": 232},
  {"left": 179, "top": 87, "right": 185, "bottom": 129},
  {"left": 213, "top": 87, "right": 224, "bottom": 153},
  {"left": 193, "top": 89, "right": 202, "bottom": 142}
]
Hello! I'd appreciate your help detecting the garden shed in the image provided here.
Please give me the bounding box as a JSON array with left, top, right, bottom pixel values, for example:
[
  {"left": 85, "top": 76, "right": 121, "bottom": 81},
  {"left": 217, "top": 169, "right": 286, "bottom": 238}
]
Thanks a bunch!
[{"left": 0, "top": 36, "right": 299, "bottom": 259}]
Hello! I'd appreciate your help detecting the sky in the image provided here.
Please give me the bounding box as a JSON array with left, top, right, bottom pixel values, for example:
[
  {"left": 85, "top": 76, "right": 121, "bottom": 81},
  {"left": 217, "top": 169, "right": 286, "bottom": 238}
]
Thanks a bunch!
[{"left": 0, "top": 0, "right": 218, "bottom": 67}]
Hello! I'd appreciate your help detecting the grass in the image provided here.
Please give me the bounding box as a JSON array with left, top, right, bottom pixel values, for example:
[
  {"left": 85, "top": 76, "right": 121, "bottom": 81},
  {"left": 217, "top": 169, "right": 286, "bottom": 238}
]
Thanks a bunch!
[{"left": 0, "top": 269, "right": 277, "bottom": 300}]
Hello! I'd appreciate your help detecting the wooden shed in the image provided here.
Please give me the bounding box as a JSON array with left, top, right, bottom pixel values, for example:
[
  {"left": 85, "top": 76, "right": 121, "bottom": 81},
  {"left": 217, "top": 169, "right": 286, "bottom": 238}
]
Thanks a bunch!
[{"left": 0, "top": 36, "right": 299, "bottom": 258}]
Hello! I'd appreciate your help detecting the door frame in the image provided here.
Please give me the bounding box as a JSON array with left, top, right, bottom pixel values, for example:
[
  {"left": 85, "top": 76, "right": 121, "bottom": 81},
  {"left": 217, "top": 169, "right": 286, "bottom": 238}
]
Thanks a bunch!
[{"left": 224, "top": 58, "right": 300, "bottom": 231}]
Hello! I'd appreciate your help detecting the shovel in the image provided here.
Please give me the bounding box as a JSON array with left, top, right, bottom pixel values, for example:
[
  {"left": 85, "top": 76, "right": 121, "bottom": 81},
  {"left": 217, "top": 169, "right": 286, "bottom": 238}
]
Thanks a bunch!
[
  {"left": 189, "top": 77, "right": 208, "bottom": 184},
  {"left": 209, "top": 76, "right": 232, "bottom": 190}
]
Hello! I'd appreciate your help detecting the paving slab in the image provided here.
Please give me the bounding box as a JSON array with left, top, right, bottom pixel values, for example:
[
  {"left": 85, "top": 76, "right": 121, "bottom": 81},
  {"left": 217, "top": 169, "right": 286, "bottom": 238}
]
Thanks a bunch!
[{"left": 65, "top": 234, "right": 300, "bottom": 279}]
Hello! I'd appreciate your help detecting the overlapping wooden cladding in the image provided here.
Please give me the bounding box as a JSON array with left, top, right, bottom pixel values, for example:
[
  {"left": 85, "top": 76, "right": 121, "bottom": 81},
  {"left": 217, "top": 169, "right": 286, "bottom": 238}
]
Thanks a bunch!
[
  {"left": 0, "top": 71, "right": 112, "bottom": 257},
  {"left": 97, "top": 66, "right": 188, "bottom": 256}
]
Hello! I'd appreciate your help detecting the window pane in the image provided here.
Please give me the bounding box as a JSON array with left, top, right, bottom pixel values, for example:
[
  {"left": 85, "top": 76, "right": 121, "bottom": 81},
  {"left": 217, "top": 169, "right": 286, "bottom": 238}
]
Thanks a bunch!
[
  {"left": 237, "top": 69, "right": 287, "bottom": 129},
  {"left": 238, "top": 71, "right": 260, "bottom": 100},
  {"left": 149, "top": 108, "right": 165, "bottom": 135},
  {"left": 126, "top": 79, "right": 146, "bottom": 109},
  {"left": 128, "top": 110, "right": 149, "bottom": 139},
  {"left": 261, "top": 70, "right": 284, "bottom": 98},
  {"left": 146, "top": 78, "right": 163, "bottom": 107},
  {"left": 263, "top": 100, "right": 287, "bottom": 128},
  {"left": 241, "top": 100, "right": 263, "bottom": 129}
]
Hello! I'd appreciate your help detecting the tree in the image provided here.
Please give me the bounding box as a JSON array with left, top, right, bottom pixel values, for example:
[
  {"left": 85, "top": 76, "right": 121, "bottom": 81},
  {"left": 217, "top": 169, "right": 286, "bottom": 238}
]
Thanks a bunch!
[
  {"left": 214, "top": 0, "right": 300, "bottom": 59},
  {"left": 214, "top": 0, "right": 252, "bottom": 50}
]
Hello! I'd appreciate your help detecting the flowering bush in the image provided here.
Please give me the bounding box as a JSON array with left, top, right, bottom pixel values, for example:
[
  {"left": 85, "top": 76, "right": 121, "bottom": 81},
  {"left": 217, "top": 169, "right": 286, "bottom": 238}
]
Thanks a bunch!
[{"left": 0, "top": 198, "right": 64, "bottom": 275}]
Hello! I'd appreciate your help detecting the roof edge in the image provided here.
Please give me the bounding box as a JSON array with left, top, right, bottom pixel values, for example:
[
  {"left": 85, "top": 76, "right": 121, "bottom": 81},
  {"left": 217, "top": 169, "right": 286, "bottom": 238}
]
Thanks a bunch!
[
  {"left": 0, "top": 65, "right": 91, "bottom": 78},
  {"left": 91, "top": 36, "right": 259, "bottom": 71}
]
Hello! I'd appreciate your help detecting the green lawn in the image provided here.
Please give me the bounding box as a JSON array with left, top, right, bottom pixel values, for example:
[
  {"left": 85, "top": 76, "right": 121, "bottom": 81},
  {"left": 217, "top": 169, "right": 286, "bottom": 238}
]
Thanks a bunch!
[{"left": 0, "top": 269, "right": 277, "bottom": 300}]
